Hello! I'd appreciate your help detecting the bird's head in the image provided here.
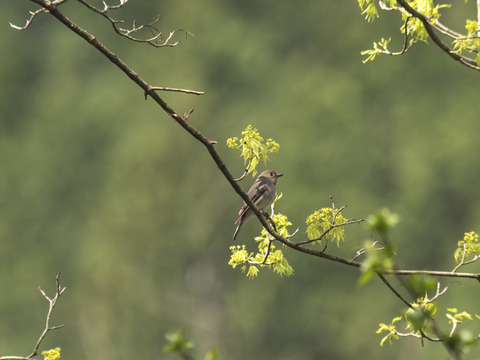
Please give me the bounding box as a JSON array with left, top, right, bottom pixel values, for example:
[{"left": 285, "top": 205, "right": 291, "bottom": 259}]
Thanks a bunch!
[{"left": 259, "top": 170, "right": 283, "bottom": 184}]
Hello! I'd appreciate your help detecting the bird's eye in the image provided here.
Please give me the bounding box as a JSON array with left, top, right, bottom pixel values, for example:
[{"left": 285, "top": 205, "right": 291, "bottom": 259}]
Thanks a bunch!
[{"left": 270, "top": 172, "right": 274, "bottom": 176}]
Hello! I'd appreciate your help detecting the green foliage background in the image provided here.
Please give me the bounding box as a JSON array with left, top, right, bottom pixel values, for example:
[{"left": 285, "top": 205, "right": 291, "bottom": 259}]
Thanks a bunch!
[{"left": 1, "top": 1, "right": 480, "bottom": 359}]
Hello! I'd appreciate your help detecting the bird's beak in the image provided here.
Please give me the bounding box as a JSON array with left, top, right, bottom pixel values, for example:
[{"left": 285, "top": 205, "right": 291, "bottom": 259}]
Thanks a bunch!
[{"left": 277, "top": 173, "right": 284, "bottom": 178}]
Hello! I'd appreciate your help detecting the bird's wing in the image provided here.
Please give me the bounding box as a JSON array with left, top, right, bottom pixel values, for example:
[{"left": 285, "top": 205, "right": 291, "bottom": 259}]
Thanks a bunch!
[{"left": 235, "top": 184, "right": 267, "bottom": 224}]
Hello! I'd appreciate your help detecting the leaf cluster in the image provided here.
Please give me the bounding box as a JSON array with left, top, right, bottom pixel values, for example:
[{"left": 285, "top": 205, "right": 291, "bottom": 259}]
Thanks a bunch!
[
  {"left": 41, "top": 348, "right": 61, "bottom": 360},
  {"left": 358, "top": 209, "right": 399, "bottom": 285},
  {"left": 305, "top": 207, "right": 347, "bottom": 246},
  {"left": 163, "top": 329, "right": 219, "bottom": 360},
  {"left": 454, "top": 231, "right": 480, "bottom": 264},
  {"left": 377, "top": 299, "right": 479, "bottom": 356},
  {"left": 228, "top": 209, "right": 294, "bottom": 279},
  {"left": 373, "top": 229, "right": 480, "bottom": 355},
  {"left": 227, "top": 125, "right": 279, "bottom": 177}
]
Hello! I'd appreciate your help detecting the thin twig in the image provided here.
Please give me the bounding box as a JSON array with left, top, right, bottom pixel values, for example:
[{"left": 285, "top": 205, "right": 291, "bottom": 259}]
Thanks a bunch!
[
  {"left": 452, "top": 242, "right": 480, "bottom": 273},
  {"left": 429, "top": 281, "right": 455, "bottom": 303},
  {"left": 0, "top": 273, "right": 66, "bottom": 360},
  {"left": 352, "top": 241, "right": 386, "bottom": 261},
  {"left": 377, "top": 273, "right": 413, "bottom": 308},
  {"left": 234, "top": 169, "right": 249, "bottom": 182},
  {"left": 452, "top": 243, "right": 467, "bottom": 273},
  {"left": 295, "top": 218, "right": 367, "bottom": 246},
  {"left": 28, "top": 273, "right": 66, "bottom": 358},
  {"left": 384, "top": 269, "right": 480, "bottom": 281},
  {"left": 261, "top": 239, "right": 274, "bottom": 265},
  {"left": 149, "top": 87, "right": 204, "bottom": 95},
  {"left": 286, "top": 227, "right": 300, "bottom": 238},
  {"left": 8, "top": 7, "right": 46, "bottom": 30}
]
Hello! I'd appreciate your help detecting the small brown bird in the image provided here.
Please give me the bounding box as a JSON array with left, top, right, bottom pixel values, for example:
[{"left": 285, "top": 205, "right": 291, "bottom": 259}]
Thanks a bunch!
[{"left": 232, "top": 170, "right": 283, "bottom": 241}]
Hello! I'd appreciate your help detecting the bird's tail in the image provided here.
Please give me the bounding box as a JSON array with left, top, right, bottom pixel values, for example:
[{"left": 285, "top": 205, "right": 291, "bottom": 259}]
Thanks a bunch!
[{"left": 232, "top": 223, "right": 241, "bottom": 241}]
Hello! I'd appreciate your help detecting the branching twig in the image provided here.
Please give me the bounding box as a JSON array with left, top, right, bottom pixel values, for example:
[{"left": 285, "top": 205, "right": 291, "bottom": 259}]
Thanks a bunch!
[
  {"left": 352, "top": 241, "right": 386, "bottom": 261},
  {"left": 452, "top": 242, "right": 480, "bottom": 273},
  {"left": 295, "top": 217, "right": 367, "bottom": 247},
  {"left": 8, "top": 7, "right": 47, "bottom": 30},
  {"left": 0, "top": 273, "right": 66, "bottom": 360},
  {"left": 429, "top": 281, "right": 454, "bottom": 303},
  {"left": 28, "top": 273, "right": 66, "bottom": 358},
  {"left": 76, "top": 0, "right": 194, "bottom": 48}
]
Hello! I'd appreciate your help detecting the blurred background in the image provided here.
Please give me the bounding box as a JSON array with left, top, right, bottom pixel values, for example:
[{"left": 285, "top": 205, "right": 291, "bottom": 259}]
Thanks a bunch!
[{"left": 1, "top": 1, "right": 480, "bottom": 359}]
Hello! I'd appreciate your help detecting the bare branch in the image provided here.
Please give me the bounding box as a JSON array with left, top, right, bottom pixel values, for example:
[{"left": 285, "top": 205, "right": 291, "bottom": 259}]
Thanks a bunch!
[
  {"left": 28, "top": 273, "right": 66, "bottom": 358},
  {"left": 0, "top": 273, "right": 65, "bottom": 360},
  {"left": 8, "top": 7, "right": 47, "bottom": 30},
  {"left": 9, "top": 0, "right": 69, "bottom": 30},
  {"left": 383, "top": 269, "right": 480, "bottom": 281},
  {"left": 429, "top": 281, "right": 456, "bottom": 303},
  {"left": 295, "top": 217, "right": 367, "bottom": 247},
  {"left": 352, "top": 241, "right": 386, "bottom": 261},
  {"left": 76, "top": 0, "right": 194, "bottom": 47},
  {"left": 149, "top": 87, "right": 204, "bottom": 96}
]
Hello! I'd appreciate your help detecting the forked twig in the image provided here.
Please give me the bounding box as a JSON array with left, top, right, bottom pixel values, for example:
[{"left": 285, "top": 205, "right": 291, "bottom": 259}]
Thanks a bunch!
[
  {"left": 76, "top": 0, "right": 194, "bottom": 47},
  {"left": 0, "top": 273, "right": 66, "bottom": 360},
  {"left": 28, "top": 273, "right": 66, "bottom": 358}
]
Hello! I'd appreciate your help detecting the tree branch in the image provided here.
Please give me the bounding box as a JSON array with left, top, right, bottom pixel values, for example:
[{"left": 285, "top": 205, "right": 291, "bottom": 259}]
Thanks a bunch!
[{"left": 395, "top": 0, "right": 480, "bottom": 71}]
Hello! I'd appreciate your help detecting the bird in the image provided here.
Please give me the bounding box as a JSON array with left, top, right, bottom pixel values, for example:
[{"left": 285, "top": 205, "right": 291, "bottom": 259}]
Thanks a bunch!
[{"left": 232, "top": 170, "right": 283, "bottom": 241}]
